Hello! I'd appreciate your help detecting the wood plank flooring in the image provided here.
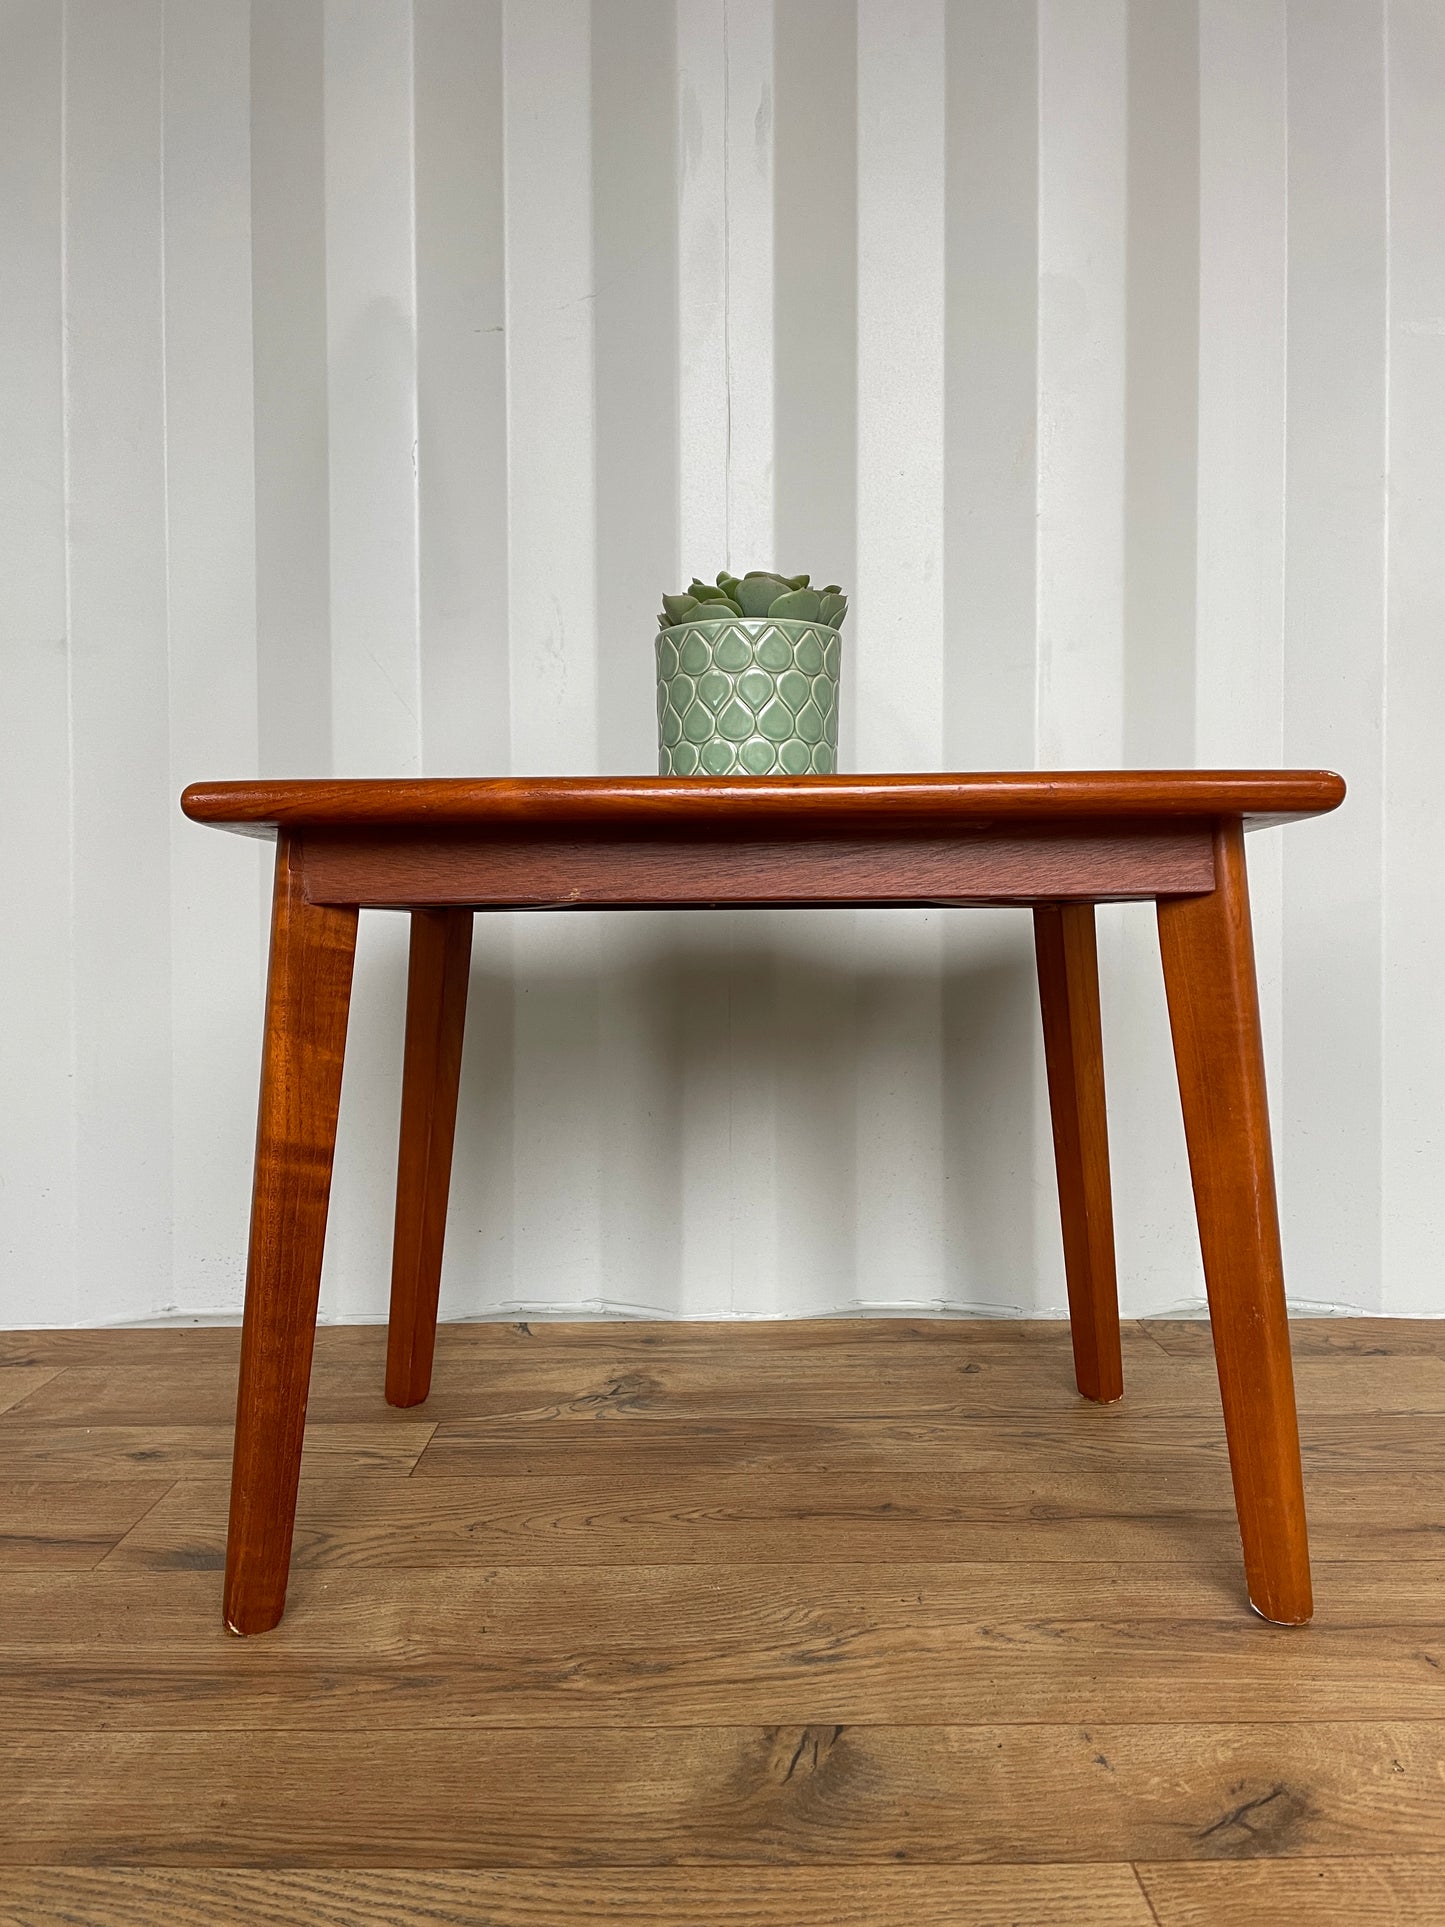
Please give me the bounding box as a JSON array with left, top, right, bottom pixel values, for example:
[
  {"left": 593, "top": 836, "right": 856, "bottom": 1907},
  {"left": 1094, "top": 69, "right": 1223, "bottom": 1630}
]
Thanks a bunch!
[{"left": 1, "top": 1316, "right": 1443, "bottom": 1925}]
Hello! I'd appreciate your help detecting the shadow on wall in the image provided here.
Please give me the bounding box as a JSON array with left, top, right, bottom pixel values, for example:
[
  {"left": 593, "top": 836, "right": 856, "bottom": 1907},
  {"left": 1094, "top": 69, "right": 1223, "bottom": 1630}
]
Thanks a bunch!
[{"left": 440, "top": 913, "right": 1042, "bottom": 1320}]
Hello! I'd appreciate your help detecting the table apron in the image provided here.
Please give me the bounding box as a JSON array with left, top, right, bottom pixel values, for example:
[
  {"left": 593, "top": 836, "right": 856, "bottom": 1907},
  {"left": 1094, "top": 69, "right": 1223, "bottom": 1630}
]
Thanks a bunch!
[{"left": 297, "top": 825, "right": 1218, "bottom": 910}]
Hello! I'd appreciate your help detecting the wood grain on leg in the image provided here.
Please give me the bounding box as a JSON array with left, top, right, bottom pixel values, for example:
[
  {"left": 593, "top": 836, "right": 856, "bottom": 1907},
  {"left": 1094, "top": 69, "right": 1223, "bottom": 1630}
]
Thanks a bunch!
[
  {"left": 224, "top": 836, "right": 357, "bottom": 1636},
  {"left": 1034, "top": 905, "right": 1123, "bottom": 1403},
  {"left": 386, "top": 909, "right": 473, "bottom": 1408},
  {"left": 1157, "top": 819, "right": 1311, "bottom": 1625}
]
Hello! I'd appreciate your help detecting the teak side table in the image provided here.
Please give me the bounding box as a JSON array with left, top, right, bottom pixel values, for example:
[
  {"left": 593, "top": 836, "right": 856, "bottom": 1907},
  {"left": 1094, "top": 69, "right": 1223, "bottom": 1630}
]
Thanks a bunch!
[{"left": 182, "top": 770, "right": 1346, "bottom": 1636}]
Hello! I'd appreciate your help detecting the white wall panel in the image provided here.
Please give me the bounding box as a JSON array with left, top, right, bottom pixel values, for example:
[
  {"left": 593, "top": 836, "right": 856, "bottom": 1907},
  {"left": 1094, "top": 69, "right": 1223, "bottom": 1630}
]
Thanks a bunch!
[
  {"left": 1282, "top": 0, "right": 1388, "bottom": 1313},
  {"left": 502, "top": 0, "right": 607, "bottom": 1307},
  {"left": 940, "top": 1, "right": 1043, "bottom": 1313},
  {"left": 0, "top": 0, "right": 75, "bottom": 1327},
  {"left": 321, "top": 0, "right": 423, "bottom": 1317},
  {"left": 1, "top": 0, "right": 1438, "bottom": 1326},
  {"left": 1124, "top": 0, "right": 1198, "bottom": 770},
  {"left": 1196, "top": 0, "right": 1288, "bottom": 1133},
  {"left": 1036, "top": 0, "right": 1126, "bottom": 771},
  {"left": 163, "top": 0, "right": 263, "bottom": 1316},
  {"left": 324, "top": 0, "right": 422, "bottom": 777},
  {"left": 1108, "top": 0, "right": 1202, "bottom": 1313},
  {"left": 411, "top": 0, "right": 515, "bottom": 1316},
  {"left": 676, "top": 0, "right": 774, "bottom": 575},
  {"left": 855, "top": 0, "right": 947, "bottom": 1303},
  {"left": 674, "top": 0, "right": 781, "bottom": 1314},
  {"left": 63, "top": 0, "right": 174, "bottom": 1324},
  {"left": 251, "top": 0, "right": 333, "bottom": 779},
  {"left": 590, "top": 0, "right": 687, "bottom": 1315},
  {"left": 1035, "top": 0, "right": 1187, "bottom": 1319},
  {"left": 414, "top": 0, "right": 508, "bottom": 779},
  {"left": 775, "top": 0, "right": 855, "bottom": 598},
  {"left": 771, "top": 0, "right": 858, "bottom": 1314},
  {"left": 1382, "top": 0, "right": 1445, "bottom": 1314}
]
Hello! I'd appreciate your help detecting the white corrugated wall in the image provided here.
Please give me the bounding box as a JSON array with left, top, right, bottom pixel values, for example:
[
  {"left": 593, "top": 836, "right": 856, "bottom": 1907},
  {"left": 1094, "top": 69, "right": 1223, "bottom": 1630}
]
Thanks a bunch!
[{"left": 1, "top": 0, "right": 1441, "bottom": 1326}]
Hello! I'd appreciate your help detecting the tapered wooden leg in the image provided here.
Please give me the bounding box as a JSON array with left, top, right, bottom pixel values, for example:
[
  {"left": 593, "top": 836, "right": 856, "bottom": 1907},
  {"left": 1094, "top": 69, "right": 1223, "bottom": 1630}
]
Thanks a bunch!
[
  {"left": 385, "top": 908, "right": 473, "bottom": 1408},
  {"left": 1034, "top": 904, "right": 1124, "bottom": 1403},
  {"left": 1158, "top": 820, "right": 1312, "bottom": 1625},
  {"left": 224, "top": 836, "right": 357, "bottom": 1635}
]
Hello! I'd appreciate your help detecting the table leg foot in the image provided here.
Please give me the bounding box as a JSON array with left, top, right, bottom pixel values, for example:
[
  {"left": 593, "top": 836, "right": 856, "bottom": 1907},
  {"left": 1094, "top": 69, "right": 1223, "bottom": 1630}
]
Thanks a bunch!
[
  {"left": 223, "top": 836, "right": 357, "bottom": 1636},
  {"left": 1034, "top": 904, "right": 1123, "bottom": 1403},
  {"left": 1158, "top": 822, "right": 1312, "bottom": 1626},
  {"left": 386, "top": 908, "right": 472, "bottom": 1408}
]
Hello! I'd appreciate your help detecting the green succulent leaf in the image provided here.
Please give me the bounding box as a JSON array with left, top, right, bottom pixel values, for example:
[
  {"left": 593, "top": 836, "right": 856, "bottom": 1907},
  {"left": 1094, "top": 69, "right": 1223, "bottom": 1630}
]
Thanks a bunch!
[
  {"left": 735, "top": 575, "right": 784, "bottom": 617},
  {"left": 768, "top": 587, "right": 822, "bottom": 622},
  {"left": 659, "top": 570, "right": 847, "bottom": 634}
]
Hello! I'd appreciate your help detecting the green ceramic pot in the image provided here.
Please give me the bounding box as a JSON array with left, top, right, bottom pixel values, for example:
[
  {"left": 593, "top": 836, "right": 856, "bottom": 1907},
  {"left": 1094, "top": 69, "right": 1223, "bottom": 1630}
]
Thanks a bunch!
[{"left": 655, "top": 616, "right": 842, "bottom": 776}]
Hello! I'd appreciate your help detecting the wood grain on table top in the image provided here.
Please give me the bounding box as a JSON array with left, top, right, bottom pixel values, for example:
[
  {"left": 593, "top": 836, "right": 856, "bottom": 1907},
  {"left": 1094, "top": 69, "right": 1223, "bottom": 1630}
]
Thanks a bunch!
[{"left": 180, "top": 769, "right": 1347, "bottom": 837}]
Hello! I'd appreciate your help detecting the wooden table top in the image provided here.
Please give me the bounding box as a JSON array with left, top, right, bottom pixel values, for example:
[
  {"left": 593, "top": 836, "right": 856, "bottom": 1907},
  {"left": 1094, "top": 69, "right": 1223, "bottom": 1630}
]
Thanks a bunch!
[{"left": 182, "top": 770, "right": 1346, "bottom": 839}]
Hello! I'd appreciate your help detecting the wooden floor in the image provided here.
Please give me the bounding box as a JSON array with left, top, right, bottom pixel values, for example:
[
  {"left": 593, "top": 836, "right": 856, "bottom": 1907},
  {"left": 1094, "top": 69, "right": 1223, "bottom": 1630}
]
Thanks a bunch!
[{"left": 2, "top": 1316, "right": 1445, "bottom": 1925}]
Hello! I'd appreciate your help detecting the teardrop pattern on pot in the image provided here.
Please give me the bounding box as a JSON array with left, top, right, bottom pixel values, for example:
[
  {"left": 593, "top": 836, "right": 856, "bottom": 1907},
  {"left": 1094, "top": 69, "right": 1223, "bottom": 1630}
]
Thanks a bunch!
[{"left": 653, "top": 618, "right": 841, "bottom": 776}]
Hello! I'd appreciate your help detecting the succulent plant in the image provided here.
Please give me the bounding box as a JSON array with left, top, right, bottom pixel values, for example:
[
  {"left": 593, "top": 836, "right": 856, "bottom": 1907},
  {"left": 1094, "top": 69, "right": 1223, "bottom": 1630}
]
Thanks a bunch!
[{"left": 658, "top": 571, "right": 848, "bottom": 633}]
